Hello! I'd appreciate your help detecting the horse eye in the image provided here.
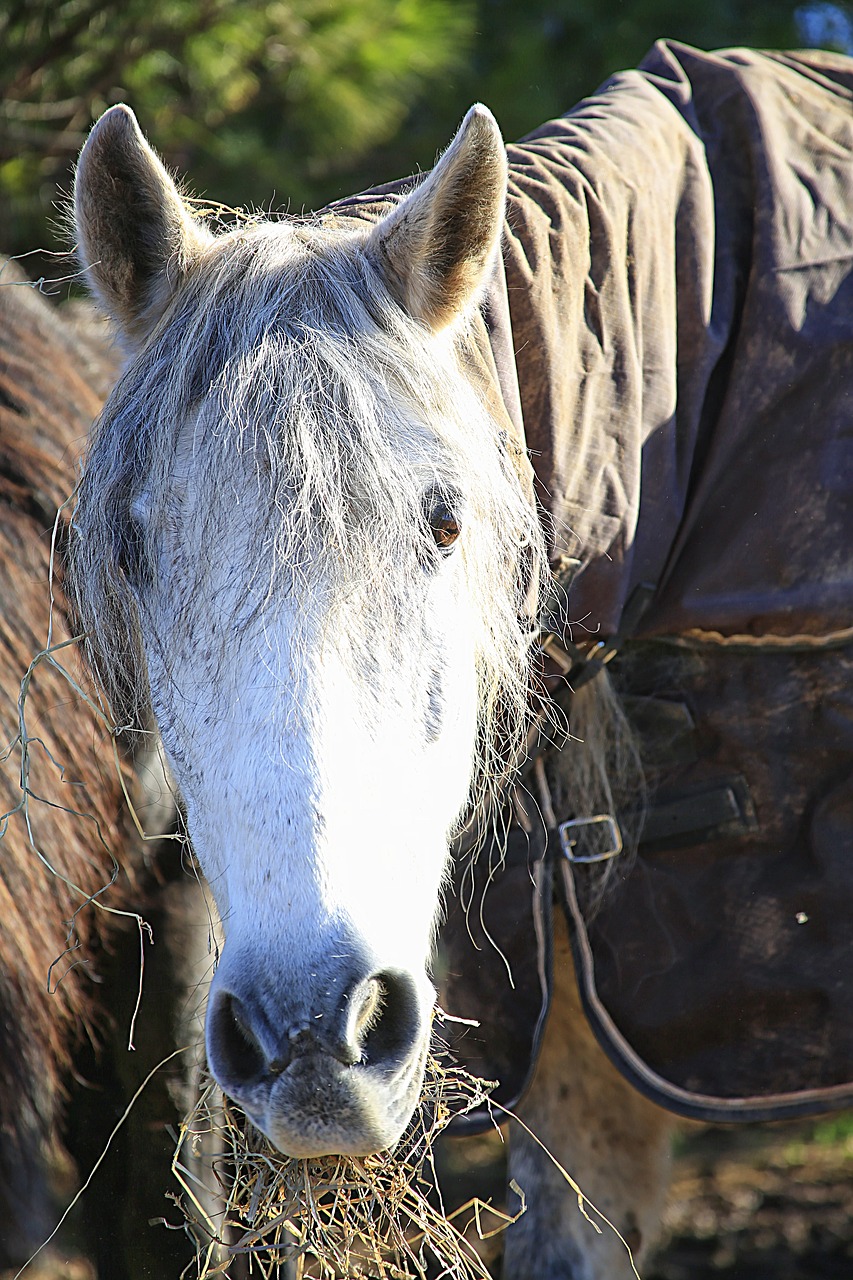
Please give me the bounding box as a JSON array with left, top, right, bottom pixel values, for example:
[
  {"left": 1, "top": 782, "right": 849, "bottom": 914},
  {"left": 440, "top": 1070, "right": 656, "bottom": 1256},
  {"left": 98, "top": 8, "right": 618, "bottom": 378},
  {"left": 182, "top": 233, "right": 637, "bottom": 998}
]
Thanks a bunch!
[{"left": 429, "top": 501, "right": 461, "bottom": 554}]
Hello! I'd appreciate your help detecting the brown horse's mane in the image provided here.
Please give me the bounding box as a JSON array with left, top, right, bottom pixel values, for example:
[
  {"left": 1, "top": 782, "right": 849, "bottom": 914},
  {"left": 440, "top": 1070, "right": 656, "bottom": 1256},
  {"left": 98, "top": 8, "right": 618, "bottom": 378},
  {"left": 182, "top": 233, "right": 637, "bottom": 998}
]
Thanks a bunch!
[{"left": 0, "top": 259, "right": 133, "bottom": 1245}]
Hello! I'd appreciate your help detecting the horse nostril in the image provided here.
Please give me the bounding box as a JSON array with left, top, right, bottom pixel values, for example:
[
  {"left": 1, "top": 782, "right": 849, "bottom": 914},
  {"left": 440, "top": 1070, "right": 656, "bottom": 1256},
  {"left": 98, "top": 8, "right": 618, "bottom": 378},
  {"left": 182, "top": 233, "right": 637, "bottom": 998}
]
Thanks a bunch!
[
  {"left": 209, "top": 992, "right": 267, "bottom": 1084},
  {"left": 206, "top": 968, "right": 427, "bottom": 1097},
  {"left": 353, "top": 970, "right": 421, "bottom": 1068}
]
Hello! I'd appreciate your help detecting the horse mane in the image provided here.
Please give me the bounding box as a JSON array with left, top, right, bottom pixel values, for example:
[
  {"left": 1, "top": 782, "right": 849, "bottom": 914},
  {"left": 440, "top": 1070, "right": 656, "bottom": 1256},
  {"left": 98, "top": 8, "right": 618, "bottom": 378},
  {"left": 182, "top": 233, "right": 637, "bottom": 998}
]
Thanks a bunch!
[{"left": 69, "top": 218, "right": 549, "bottom": 823}]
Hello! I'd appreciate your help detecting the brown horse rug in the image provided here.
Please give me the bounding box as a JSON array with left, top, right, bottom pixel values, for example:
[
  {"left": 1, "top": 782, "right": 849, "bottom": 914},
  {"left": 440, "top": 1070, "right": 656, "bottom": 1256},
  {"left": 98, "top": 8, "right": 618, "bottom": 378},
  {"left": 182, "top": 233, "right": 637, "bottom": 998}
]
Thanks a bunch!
[
  {"left": 333, "top": 42, "right": 853, "bottom": 1125},
  {"left": 440, "top": 40, "right": 853, "bottom": 1127}
]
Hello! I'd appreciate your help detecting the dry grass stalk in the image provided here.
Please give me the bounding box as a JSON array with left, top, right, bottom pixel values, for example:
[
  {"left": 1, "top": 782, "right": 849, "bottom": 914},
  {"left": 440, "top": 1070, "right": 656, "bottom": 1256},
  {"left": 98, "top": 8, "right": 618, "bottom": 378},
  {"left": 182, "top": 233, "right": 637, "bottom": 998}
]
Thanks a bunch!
[{"left": 172, "top": 1057, "right": 515, "bottom": 1279}]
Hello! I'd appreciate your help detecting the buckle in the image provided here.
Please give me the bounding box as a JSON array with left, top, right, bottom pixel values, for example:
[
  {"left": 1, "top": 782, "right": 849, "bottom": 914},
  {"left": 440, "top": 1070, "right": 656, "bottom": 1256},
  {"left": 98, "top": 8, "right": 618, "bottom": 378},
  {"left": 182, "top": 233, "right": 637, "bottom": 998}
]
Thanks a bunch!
[{"left": 559, "top": 814, "right": 623, "bottom": 863}]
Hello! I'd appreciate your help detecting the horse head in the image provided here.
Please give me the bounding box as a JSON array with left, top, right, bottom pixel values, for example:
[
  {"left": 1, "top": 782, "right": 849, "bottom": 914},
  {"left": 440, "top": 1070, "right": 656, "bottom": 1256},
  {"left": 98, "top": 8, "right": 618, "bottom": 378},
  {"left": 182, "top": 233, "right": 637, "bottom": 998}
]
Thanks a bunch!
[{"left": 71, "top": 104, "right": 545, "bottom": 1156}]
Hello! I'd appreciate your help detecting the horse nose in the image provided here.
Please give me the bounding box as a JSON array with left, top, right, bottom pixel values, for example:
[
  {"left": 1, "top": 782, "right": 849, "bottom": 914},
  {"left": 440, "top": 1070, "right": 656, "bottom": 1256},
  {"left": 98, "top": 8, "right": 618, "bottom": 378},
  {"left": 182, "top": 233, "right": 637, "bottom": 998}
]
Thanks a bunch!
[{"left": 206, "top": 967, "right": 423, "bottom": 1091}]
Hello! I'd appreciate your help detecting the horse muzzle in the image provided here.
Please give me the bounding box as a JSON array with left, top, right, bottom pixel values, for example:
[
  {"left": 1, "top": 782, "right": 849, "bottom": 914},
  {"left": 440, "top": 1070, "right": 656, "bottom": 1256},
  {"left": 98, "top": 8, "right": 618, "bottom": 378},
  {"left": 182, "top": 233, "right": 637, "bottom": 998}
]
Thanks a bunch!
[{"left": 205, "top": 958, "right": 432, "bottom": 1156}]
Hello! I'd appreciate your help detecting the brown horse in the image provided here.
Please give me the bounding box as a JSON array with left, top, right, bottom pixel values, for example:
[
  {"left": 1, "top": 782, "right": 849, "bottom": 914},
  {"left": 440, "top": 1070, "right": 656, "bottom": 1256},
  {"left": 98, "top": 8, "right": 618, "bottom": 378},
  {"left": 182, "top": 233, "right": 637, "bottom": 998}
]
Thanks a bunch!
[
  {"left": 0, "top": 259, "right": 127, "bottom": 1262},
  {"left": 0, "top": 261, "right": 207, "bottom": 1276}
]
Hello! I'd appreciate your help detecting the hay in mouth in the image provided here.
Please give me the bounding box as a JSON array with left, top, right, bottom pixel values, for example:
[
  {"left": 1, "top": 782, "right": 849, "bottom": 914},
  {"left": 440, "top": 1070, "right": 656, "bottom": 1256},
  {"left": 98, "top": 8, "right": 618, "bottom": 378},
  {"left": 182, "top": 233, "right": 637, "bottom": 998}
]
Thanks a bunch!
[{"left": 172, "top": 1055, "right": 514, "bottom": 1279}]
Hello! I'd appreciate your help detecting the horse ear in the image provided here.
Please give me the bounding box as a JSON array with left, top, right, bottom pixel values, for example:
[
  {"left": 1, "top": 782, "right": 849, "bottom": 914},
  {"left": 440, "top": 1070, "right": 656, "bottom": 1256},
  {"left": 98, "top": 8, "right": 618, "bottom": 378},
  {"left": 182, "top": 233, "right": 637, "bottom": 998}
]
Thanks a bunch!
[
  {"left": 368, "top": 105, "right": 507, "bottom": 331},
  {"left": 74, "top": 105, "right": 211, "bottom": 349}
]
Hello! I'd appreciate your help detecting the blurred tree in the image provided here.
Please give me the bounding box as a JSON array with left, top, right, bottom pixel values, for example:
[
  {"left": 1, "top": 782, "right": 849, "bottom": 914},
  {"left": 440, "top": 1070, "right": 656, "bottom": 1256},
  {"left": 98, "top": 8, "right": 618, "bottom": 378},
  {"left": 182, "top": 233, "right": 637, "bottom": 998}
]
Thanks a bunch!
[{"left": 0, "top": 0, "right": 474, "bottom": 257}]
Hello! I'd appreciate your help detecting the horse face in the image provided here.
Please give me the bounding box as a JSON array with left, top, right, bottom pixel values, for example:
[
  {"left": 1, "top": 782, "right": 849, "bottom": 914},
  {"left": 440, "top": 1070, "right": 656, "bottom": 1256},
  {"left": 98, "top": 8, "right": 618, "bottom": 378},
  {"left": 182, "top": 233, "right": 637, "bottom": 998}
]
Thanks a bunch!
[
  {"left": 74, "top": 103, "right": 537, "bottom": 1156},
  {"left": 137, "top": 411, "right": 480, "bottom": 1155}
]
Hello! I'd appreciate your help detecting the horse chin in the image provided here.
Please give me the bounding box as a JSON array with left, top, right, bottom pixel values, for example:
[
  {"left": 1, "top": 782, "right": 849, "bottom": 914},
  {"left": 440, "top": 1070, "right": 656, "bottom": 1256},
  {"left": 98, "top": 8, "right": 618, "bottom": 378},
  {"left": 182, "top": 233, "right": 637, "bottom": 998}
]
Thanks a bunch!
[{"left": 239, "top": 1042, "right": 430, "bottom": 1159}]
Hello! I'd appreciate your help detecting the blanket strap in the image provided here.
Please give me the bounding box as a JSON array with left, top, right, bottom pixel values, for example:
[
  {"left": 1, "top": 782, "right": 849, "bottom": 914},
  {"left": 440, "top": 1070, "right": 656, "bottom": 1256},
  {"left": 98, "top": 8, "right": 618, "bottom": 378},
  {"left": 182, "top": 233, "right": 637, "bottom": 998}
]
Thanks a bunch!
[{"left": 533, "top": 577, "right": 760, "bottom": 856}]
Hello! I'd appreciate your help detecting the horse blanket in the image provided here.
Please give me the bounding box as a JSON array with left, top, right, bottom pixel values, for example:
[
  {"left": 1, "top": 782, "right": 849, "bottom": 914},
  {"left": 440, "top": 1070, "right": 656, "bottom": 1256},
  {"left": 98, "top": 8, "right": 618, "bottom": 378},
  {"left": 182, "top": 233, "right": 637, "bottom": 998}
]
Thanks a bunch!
[{"left": 334, "top": 42, "right": 853, "bottom": 1123}]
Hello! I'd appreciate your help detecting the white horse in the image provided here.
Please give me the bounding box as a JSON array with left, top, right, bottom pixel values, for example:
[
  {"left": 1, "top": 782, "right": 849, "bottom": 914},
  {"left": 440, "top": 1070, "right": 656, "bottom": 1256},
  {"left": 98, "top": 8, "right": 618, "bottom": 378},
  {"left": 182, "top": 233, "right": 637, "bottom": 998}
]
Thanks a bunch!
[
  {"left": 71, "top": 96, "right": 545, "bottom": 1146},
  {"left": 71, "top": 99, "right": 675, "bottom": 1276}
]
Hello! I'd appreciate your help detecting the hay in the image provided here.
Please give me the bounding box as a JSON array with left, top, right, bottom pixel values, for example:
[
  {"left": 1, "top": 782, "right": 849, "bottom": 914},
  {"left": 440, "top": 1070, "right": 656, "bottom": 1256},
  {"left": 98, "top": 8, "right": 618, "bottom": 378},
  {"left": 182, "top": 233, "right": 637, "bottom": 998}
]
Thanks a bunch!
[{"left": 171, "top": 1055, "right": 515, "bottom": 1279}]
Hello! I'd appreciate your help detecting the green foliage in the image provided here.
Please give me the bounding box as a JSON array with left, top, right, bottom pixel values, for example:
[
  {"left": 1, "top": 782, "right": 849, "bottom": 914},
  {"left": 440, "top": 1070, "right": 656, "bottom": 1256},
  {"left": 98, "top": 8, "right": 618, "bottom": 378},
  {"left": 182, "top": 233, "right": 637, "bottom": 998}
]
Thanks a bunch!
[
  {"left": 810, "top": 1110, "right": 853, "bottom": 1150},
  {"left": 0, "top": 0, "right": 474, "bottom": 252}
]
